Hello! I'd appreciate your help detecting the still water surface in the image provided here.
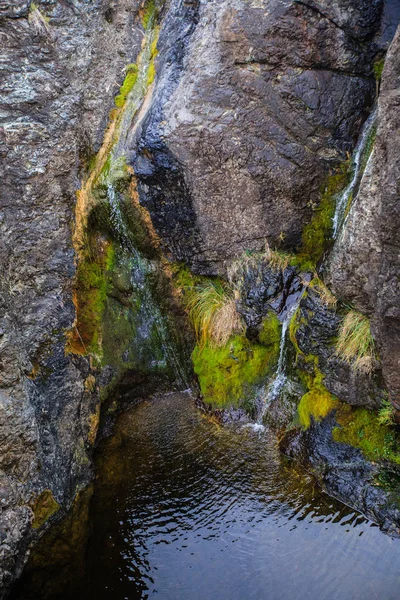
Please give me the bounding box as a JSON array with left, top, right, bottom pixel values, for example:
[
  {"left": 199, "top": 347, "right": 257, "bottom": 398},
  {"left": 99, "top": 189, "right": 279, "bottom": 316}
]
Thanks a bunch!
[{"left": 12, "top": 392, "right": 400, "bottom": 600}]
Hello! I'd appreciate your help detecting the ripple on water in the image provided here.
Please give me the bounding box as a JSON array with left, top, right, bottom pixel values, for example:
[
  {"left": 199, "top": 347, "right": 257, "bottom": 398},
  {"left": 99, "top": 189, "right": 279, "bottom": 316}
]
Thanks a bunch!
[{"left": 10, "top": 392, "right": 400, "bottom": 600}]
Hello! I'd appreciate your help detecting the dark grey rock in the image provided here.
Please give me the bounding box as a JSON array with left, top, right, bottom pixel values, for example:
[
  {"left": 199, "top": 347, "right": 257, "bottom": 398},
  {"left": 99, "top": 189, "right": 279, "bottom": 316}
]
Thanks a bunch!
[
  {"left": 132, "top": 0, "right": 382, "bottom": 274},
  {"left": 328, "top": 26, "right": 400, "bottom": 410}
]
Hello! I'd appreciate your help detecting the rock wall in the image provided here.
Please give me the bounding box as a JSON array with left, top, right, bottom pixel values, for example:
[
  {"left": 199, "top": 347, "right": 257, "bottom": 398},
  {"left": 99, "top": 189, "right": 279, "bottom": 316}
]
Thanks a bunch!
[
  {"left": 133, "top": 0, "right": 382, "bottom": 273},
  {"left": 0, "top": 0, "right": 399, "bottom": 594},
  {"left": 328, "top": 27, "right": 400, "bottom": 411},
  {"left": 0, "top": 0, "right": 190, "bottom": 593}
]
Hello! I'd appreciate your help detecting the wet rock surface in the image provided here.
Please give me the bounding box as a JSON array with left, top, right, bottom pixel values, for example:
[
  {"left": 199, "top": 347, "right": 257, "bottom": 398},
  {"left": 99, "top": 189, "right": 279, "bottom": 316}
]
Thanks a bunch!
[
  {"left": 295, "top": 288, "right": 386, "bottom": 409},
  {"left": 328, "top": 27, "right": 400, "bottom": 409},
  {"left": 1, "top": 0, "right": 400, "bottom": 594},
  {"left": 0, "top": 0, "right": 144, "bottom": 592},
  {"left": 133, "top": 0, "right": 382, "bottom": 273},
  {"left": 281, "top": 413, "right": 400, "bottom": 537}
]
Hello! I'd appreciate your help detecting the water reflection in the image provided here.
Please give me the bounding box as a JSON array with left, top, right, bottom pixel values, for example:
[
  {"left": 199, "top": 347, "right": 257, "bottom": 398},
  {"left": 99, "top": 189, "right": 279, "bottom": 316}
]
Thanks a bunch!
[{"left": 12, "top": 392, "right": 400, "bottom": 600}]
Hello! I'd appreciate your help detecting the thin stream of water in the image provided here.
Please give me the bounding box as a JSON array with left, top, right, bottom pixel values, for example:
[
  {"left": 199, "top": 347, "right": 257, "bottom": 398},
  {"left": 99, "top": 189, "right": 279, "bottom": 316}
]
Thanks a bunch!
[{"left": 332, "top": 109, "right": 377, "bottom": 237}]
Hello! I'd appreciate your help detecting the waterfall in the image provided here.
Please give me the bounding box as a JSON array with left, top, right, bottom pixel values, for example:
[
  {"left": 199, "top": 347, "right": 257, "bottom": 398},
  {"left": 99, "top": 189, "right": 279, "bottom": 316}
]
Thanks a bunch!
[
  {"left": 332, "top": 109, "right": 377, "bottom": 238},
  {"left": 107, "top": 182, "right": 189, "bottom": 388},
  {"left": 244, "top": 295, "right": 303, "bottom": 433}
]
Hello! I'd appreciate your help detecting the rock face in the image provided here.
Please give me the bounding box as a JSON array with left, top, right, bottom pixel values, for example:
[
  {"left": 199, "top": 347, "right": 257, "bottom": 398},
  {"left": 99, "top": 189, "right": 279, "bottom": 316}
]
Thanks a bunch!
[
  {"left": 0, "top": 0, "right": 399, "bottom": 594},
  {"left": 0, "top": 0, "right": 185, "bottom": 593},
  {"left": 132, "top": 0, "right": 382, "bottom": 273},
  {"left": 328, "top": 27, "right": 400, "bottom": 410}
]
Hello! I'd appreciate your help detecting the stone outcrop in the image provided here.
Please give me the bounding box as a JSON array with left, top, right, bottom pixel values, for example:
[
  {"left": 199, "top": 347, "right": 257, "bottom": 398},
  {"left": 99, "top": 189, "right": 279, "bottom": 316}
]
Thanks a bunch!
[
  {"left": 328, "top": 27, "right": 400, "bottom": 411},
  {"left": 0, "top": 0, "right": 187, "bottom": 593},
  {"left": 0, "top": 0, "right": 399, "bottom": 594},
  {"left": 132, "top": 0, "right": 382, "bottom": 273}
]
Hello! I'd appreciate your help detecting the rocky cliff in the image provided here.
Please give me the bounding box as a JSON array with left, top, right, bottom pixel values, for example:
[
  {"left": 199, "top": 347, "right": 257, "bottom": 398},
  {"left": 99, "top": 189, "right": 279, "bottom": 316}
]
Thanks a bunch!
[{"left": 0, "top": 0, "right": 399, "bottom": 595}]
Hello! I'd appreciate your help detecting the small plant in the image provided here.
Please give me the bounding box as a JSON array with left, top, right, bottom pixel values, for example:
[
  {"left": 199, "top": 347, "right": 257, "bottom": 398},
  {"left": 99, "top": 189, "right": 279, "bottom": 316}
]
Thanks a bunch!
[
  {"left": 378, "top": 398, "right": 396, "bottom": 427},
  {"left": 186, "top": 280, "right": 243, "bottom": 348},
  {"left": 309, "top": 276, "right": 337, "bottom": 309},
  {"left": 264, "top": 244, "right": 292, "bottom": 271},
  {"left": 335, "top": 309, "right": 376, "bottom": 374},
  {"left": 28, "top": 2, "right": 50, "bottom": 36}
]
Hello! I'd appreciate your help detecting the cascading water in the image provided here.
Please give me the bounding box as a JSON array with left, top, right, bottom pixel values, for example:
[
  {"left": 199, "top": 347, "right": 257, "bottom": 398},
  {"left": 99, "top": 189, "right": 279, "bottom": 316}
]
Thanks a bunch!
[
  {"left": 332, "top": 108, "right": 377, "bottom": 237},
  {"left": 245, "top": 292, "right": 304, "bottom": 433},
  {"left": 107, "top": 181, "right": 189, "bottom": 388}
]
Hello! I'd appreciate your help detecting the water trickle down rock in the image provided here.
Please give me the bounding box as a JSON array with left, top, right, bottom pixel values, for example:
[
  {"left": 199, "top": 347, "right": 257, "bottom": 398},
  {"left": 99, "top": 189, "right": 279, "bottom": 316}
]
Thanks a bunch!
[{"left": 332, "top": 108, "right": 378, "bottom": 238}]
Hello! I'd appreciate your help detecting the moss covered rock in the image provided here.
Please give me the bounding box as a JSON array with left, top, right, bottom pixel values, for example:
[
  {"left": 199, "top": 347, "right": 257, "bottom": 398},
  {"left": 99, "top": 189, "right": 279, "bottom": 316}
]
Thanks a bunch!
[{"left": 192, "top": 335, "right": 279, "bottom": 409}]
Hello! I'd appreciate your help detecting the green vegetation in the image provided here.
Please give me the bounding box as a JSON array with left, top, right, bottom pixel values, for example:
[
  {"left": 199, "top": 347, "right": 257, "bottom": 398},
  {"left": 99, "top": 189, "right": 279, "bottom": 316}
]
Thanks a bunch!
[
  {"left": 141, "top": 0, "right": 157, "bottom": 29},
  {"left": 298, "top": 385, "right": 338, "bottom": 429},
  {"left": 333, "top": 406, "right": 400, "bottom": 465},
  {"left": 147, "top": 35, "right": 159, "bottom": 86},
  {"left": 360, "top": 123, "right": 377, "bottom": 173},
  {"left": 31, "top": 490, "right": 60, "bottom": 529},
  {"left": 335, "top": 309, "right": 376, "bottom": 374},
  {"left": 308, "top": 276, "right": 337, "bottom": 309},
  {"left": 28, "top": 2, "right": 50, "bottom": 34},
  {"left": 114, "top": 64, "right": 139, "bottom": 108},
  {"left": 259, "top": 311, "right": 281, "bottom": 346},
  {"left": 67, "top": 237, "right": 115, "bottom": 356},
  {"left": 299, "top": 163, "right": 349, "bottom": 267},
  {"left": 192, "top": 335, "right": 278, "bottom": 408},
  {"left": 378, "top": 397, "right": 396, "bottom": 427},
  {"left": 373, "top": 57, "right": 385, "bottom": 82}
]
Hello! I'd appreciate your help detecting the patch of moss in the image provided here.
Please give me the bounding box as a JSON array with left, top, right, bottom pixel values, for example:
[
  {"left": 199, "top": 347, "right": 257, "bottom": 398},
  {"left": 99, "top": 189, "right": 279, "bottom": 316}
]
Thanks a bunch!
[
  {"left": 141, "top": 0, "right": 157, "bottom": 29},
  {"left": 333, "top": 406, "right": 400, "bottom": 465},
  {"left": 259, "top": 311, "right": 281, "bottom": 346},
  {"left": 192, "top": 335, "right": 279, "bottom": 408},
  {"left": 146, "top": 32, "right": 159, "bottom": 87},
  {"left": 373, "top": 57, "right": 385, "bottom": 82},
  {"left": 298, "top": 163, "right": 350, "bottom": 267},
  {"left": 68, "top": 237, "right": 115, "bottom": 356},
  {"left": 298, "top": 385, "right": 338, "bottom": 429},
  {"left": 360, "top": 123, "right": 377, "bottom": 174},
  {"left": 114, "top": 67, "right": 138, "bottom": 108},
  {"left": 31, "top": 490, "right": 60, "bottom": 530}
]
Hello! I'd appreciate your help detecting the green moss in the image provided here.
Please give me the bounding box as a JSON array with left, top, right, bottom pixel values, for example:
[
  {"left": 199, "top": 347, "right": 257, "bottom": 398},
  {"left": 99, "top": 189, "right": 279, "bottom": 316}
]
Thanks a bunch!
[
  {"left": 192, "top": 335, "right": 278, "bottom": 408},
  {"left": 31, "top": 490, "right": 60, "bottom": 529},
  {"left": 373, "top": 57, "right": 385, "bottom": 82},
  {"left": 333, "top": 406, "right": 400, "bottom": 465},
  {"left": 114, "top": 68, "right": 138, "bottom": 108},
  {"left": 360, "top": 123, "right": 377, "bottom": 174},
  {"left": 259, "top": 311, "right": 281, "bottom": 346},
  {"left": 298, "top": 163, "right": 350, "bottom": 267},
  {"left": 70, "top": 238, "right": 115, "bottom": 355},
  {"left": 141, "top": 0, "right": 157, "bottom": 29},
  {"left": 298, "top": 385, "right": 338, "bottom": 430}
]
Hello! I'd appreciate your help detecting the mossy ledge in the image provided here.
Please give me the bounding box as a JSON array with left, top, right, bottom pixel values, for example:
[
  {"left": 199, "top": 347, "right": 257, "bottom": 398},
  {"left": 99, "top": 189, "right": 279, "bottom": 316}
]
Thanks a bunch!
[{"left": 192, "top": 334, "right": 279, "bottom": 409}]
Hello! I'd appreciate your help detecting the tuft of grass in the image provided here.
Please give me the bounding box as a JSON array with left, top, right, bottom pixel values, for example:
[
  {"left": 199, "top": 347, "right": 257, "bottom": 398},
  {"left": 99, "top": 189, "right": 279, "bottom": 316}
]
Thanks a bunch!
[
  {"left": 335, "top": 309, "right": 376, "bottom": 374},
  {"left": 378, "top": 398, "right": 396, "bottom": 427},
  {"left": 187, "top": 280, "right": 243, "bottom": 348},
  {"left": 309, "top": 276, "right": 337, "bottom": 309},
  {"left": 265, "top": 244, "right": 292, "bottom": 271}
]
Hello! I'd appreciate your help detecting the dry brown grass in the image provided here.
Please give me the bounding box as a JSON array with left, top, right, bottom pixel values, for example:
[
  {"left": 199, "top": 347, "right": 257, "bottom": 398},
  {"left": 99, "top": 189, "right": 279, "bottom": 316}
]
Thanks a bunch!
[
  {"left": 187, "top": 280, "right": 243, "bottom": 348},
  {"left": 336, "top": 310, "right": 376, "bottom": 374}
]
